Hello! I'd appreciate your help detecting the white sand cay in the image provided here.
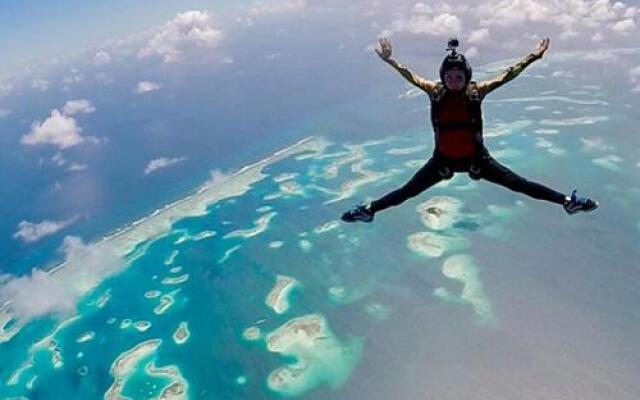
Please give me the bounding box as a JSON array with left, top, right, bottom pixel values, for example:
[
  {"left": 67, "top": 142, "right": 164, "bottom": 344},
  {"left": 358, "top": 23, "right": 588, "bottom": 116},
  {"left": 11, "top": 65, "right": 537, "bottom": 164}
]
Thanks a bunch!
[
  {"left": 106, "top": 339, "right": 161, "bottom": 387},
  {"left": 273, "top": 172, "right": 299, "bottom": 183},
  {"left": 312, "top": 220, "right": 340, "bottom": 234},
  {"left": 76, "top": 331, "right": 95, "bottom": 343},
  {"left": 145, "top": 290, "right": 162, "bottom": 299},
  {"left": 134, "top": 321, "right": 152, "bottom": 332},
  {"left": 154, "top": 293, "right": 176, "bottom": 315},
  {"left": 145, "top": 362, "right": 189, "bottom": 400},
  {"left": 439, "top": 254, "right": 493, "bottom": 324},
  {"left": 173, "top": 322, "right": 190, "bottom": 345},
  {"left": 164, "top": 250, "right": 179, "bottom": 265},
  {"left": 223, "top": 211, "right": 277, "bottom": 239},
  {"left": 279, "top": 181, "right": 305, "bottom": 196},
  {"left": 323, "top": 165, "right": 391, "bottom": 205},
  {"left": 95, "top": 290, "right": 112, "bottom": 308},
  {"left": 217, "top": 244, "right": 241, "bottom": 264},
  {"left": 407, "top": 231, "right": 469, "bottom": 258},
  {"left": 416, "top": 196, "right": 465, "bottom": 231},
  {"left": 265, "top": 313, "right": 362, "bottom": 397},
  {"left": 242, "top": 326, "right": 261, "bottom": 341},
  {"left": 105, "top": 339, "right": 189, "bottom": 400},
  {"left": 162, "top": 274, "right": 189, "bottom": 285},
  {"left": 266, "top": 275, "right": 301, "bottom": 314}
]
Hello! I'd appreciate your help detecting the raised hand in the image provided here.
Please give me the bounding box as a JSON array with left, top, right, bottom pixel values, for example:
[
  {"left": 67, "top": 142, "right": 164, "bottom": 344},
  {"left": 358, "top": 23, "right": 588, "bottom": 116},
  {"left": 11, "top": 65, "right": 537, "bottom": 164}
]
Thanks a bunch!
[
  {"left": 375, "top": 37, "right": 392, "bottom": 61},
  {"left": 532, "top": 36, "right": 550, "bottom": 59}
]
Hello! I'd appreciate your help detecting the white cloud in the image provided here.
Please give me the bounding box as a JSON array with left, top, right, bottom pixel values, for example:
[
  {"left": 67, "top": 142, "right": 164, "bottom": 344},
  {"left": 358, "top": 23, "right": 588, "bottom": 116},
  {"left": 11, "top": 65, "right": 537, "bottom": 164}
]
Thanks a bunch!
[
  {"left": 611, "top": 18, "right": 636, "bottom": 34},
  {"left": 62, "top": 99, "right": 95, "bottom": 115},
  {"left": 0, "top": 236, "right": 123, "bottom": 321},
  {"left": 381, "top": 13, "right": 463, "bottom": 37},
  {"left": 413, "top": 2, "right": 434, "bottom": 14},
  {"left": 144, "top": 156, "right": 187, "bottom": 175},
  {"left": 0, "top": 109, "right": 11, "bottom": 118},
  {"left": 220, "top": 56, "right": 235, "bottom": 64},
  {"left": 94, "top": 50, "right": 112, "bottom": 65},
  {"left": 13, "top": 216, "right": 78, "bottom": 243},
  {"left": 139, "top": 11, "right": 224, "bottom": 63},
  {"left": 477, "top": 0, "right": 552, "bottom": 27},
  {"left": 32, "top": 78, "right": 50, "bottom": 91},
  {"left": 467, "top": 28, "right": 490, "bottom": 44},
  {"left": 21, "top": 100, "right": 96, "bottom": 150},
  {"left": 135, "top": 81, "right": 161, "bottom": 94},
  {"left": 21, "top": 109, "right": 85, "bottom": 149},
  {"left": 472, "top": 0, "right": 637, "bottom": 45},
  {"left": 248, "top": 0, "right": 306, "bottom": 16}
]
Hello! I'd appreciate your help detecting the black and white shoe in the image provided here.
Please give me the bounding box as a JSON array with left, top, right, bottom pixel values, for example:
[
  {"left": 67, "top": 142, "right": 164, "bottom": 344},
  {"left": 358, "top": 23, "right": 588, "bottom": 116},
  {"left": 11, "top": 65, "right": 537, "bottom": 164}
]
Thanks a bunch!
[
  {"left": 341, "top": 204, "right": 374, "bottom": 223},
  {"left": 563, "top": 189, "right": 599, "bottom": 215}
]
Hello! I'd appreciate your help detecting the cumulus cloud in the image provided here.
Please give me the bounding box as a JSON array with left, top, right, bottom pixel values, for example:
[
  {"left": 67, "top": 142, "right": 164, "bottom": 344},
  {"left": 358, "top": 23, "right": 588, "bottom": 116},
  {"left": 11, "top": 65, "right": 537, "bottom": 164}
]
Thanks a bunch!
[
  {"left": 467, "top": 28, "right": 490, "bottom": 44},
  {"left": 13, "top": 216, "right": 79, "bottom": 243},
  {"left": 475, "top": 0, "right": 637, "bottom": 42},
  {"left": 135, "top": 81, "right": 161, "bottom": 94},
  {"left": 21, "top": 109, "right": 85, "bottom": 149},
  {"left": 94, "top": 50, "right": 112, "bottom": 65},
  {"left": 62, "top": 99, "right": 95, "bottom": 115},
  {"left": 0, "top": 236, "right": 123, "bottom": 321},
  {"left": 139, "top": 11, "right": 224, "bottom": 63},
  {"left": 611, "top": 18, "right": 637, "bottom": 34},
  {"left": 0, "top": 109, "right": 11, "bottom": 118},
  {"left": 381, "top": 12, "right": 463, "bottom": 37},
  {"left": 144, "top": 156, "right": 187, "bottom": 175},
  {"left": 21, "top": 100, "right": 96, "bottom": 150}
]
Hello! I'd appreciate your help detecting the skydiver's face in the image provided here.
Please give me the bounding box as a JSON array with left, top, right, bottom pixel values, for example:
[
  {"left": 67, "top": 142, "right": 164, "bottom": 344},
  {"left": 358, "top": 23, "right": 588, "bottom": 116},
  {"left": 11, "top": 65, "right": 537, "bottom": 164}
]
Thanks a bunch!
[{"left": 444, "top": 69, "right": 466, "bottom": 91}]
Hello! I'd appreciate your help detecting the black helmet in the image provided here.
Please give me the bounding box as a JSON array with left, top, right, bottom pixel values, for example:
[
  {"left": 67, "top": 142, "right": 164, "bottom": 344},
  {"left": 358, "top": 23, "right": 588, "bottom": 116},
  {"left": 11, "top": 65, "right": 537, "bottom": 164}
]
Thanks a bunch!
[{"left": 439, "top": 37, "right": 472, "bottom": 84}]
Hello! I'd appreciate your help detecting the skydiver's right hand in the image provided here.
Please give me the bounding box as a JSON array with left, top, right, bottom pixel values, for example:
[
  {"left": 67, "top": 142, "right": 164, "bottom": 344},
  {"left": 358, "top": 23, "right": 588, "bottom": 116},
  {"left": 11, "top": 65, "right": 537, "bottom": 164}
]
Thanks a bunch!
[{"left": 375, "top": 37, "right": 392, "bottom": 61}]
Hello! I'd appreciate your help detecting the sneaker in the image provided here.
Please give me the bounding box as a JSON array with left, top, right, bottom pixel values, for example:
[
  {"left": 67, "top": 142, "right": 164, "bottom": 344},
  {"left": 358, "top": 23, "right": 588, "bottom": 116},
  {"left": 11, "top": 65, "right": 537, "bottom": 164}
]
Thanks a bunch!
[
  {"left": 563, "top": 189, "right": 599, "bottom": 215},
  {"left": 341, "top": 204, "right": 374, "bottom": 223}
]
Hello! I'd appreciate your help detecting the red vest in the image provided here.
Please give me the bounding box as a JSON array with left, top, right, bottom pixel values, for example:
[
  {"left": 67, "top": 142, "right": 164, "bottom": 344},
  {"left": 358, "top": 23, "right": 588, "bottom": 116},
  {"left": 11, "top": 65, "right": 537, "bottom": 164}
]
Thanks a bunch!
[{"left": 429, "top": 82, "right": 484, "bottom": 159}]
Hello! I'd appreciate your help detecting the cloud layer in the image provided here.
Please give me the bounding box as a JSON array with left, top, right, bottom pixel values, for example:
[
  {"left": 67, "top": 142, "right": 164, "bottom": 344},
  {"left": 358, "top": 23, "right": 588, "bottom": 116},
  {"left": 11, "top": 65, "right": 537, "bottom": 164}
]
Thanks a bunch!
[
  {"left": 139, "top": 11, "right": 224, "bottom": 62},
  {"left": 13, "top": 216, "right": 79, "bottom": 243},
  {"left": 0, "top": 236, "right": 123, "bottom": 321}
]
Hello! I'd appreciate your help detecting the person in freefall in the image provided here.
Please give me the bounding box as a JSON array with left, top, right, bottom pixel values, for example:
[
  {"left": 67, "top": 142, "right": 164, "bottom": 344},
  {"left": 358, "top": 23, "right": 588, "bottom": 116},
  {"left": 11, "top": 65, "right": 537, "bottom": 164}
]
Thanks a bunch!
[{"left": 341, "top": 36, "right": 599, "bottom": 223}]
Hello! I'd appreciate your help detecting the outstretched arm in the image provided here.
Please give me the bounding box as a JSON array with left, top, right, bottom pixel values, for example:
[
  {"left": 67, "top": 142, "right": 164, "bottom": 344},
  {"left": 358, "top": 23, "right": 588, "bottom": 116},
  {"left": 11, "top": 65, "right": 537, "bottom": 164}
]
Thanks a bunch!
[
  {"left": 375, "top": 37, "right": 437, "bottom": 95},
  {"left": 477, "top": 37, "right": 550, "bottom": 97}
]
